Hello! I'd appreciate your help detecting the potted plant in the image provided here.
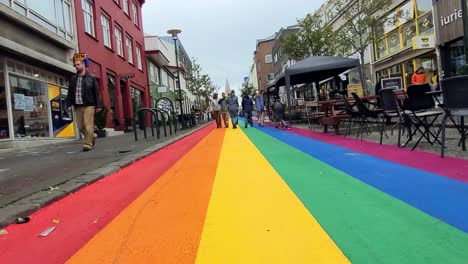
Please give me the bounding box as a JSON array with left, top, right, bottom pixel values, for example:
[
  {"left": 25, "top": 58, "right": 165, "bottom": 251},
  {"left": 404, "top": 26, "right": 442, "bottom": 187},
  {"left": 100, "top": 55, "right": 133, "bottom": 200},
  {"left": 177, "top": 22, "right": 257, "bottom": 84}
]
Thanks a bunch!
[{"left": 94, "top": 107, "right": 108, "bottom": 138}]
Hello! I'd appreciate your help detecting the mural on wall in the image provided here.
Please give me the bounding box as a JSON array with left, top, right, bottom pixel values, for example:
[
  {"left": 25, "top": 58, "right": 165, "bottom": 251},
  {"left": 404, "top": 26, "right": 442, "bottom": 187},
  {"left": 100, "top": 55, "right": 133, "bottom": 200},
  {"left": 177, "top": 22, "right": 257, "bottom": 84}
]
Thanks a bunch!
[{"left": 48, "top": 84, "right": 75, "bottom": 138}]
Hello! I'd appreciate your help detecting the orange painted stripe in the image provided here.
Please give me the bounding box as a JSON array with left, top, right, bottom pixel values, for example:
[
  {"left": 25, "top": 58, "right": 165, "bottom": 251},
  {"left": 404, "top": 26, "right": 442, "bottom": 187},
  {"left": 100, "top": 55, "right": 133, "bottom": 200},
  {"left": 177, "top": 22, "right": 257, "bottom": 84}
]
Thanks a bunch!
[{"left": 66, "top": 129, "right": 225, "bottom": 264}]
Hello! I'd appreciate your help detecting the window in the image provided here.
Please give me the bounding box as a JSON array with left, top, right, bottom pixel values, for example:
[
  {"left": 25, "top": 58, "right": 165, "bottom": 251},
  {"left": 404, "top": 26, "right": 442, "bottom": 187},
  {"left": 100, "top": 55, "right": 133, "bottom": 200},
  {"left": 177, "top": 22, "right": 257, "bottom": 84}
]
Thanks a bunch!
[
  {"left": 132, "top": 1, "right": 138, "bottom": 26},
  {"left": 402, "top": 22, "right": 416, "bottom": 47},
  {"left": 265, "top": 54, "right": 273, "bottom": 64},
  {"left": 376, "top": 38, "right": 387, "bottom": 59},
  {"left": 149, "top": 63, "right": 156, "bottom": 83},
  {"left": 161, "top": 70, "right": 168, "bottom": 86},
  {"left": 126, "top": 37, "right": 133, "bottom": 64},
  {"left": 387, "top": 29, "right": 401, "bottom": 53},
  {"left": 399, "top": 1, "right": 414, "bottom": 25},
  {"left": 101, "top": 15, "right": 111, "bottom": 48},
  {"left": 267, "top": 73, "right": 275, "bottom": 81},
  {"left": 136, "top": 45, "right": 142, "bottom": 70},
  {"left": 123, "top": 0, "right": 129, "bottom": 14},
  {"left": 115, "top": 26, "right": 123, "bottom": 56},
  {"left": 82, "top": 0, "right": 94, "bottom": 36},
  {"left": 417, "top": 12, "right": 433, "bottom": 35},
  {"left": 10, "top": 74, "right": 50, "bottom": 138},
  {"left": 416, "top": 0, "right": 432, "bottom": 16}
]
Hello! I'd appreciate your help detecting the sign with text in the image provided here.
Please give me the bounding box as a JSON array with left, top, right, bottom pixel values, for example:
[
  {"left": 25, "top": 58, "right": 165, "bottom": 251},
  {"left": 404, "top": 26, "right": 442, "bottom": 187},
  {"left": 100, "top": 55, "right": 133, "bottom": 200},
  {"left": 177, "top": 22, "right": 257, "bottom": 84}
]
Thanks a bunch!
[
  {"left": 73, "top": 53, "right": 90, "bottom": 67},
  {"left": 412, "top": 35, "right": 435, "bottom": 50},
  {"left": 381, "top": 77, "right": 403, "bottom": 90},
  {"left": 120, "top": 73, "right": 135, "bottom": 81}
]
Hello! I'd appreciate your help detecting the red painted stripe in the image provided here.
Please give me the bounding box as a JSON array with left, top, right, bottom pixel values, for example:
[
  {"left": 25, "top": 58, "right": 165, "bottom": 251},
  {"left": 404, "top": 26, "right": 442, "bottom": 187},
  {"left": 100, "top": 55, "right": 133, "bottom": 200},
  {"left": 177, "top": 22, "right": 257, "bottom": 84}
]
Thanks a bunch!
[
  {"left": 0, "top": 124, "right": 215, "bottom": 264},
  {"left": 285, "top": 126, "right": 468, "bottom": 182}
]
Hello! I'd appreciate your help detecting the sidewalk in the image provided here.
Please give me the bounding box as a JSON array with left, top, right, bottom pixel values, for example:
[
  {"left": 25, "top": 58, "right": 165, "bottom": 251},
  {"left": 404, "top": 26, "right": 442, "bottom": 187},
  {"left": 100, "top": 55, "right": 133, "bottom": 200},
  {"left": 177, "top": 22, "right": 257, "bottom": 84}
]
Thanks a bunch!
[{"left": 0, "top": 122, "right": 213, "bottom": 227}]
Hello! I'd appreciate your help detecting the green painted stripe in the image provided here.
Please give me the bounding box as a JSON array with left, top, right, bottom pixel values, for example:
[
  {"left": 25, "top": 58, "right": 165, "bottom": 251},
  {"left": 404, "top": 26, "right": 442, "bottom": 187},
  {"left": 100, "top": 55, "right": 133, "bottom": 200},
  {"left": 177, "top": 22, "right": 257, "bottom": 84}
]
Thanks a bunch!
[{"left": 242, "top": 128, "right": 468, "bottom": 264}]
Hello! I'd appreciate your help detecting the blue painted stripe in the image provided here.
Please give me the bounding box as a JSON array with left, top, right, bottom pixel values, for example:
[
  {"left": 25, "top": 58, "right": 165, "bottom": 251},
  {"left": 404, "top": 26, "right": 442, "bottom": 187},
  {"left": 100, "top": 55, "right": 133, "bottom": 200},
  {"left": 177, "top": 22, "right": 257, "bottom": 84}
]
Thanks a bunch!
[{"left": 254, "top": 125, "right": 468, "bottom": 233}]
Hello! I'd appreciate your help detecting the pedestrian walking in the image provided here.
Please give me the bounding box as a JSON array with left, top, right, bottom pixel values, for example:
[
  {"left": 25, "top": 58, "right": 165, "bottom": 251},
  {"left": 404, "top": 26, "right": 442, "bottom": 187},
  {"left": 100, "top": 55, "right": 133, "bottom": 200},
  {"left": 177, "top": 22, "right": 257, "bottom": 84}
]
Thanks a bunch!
[
  {"left": 67, "top": 59, "right": 102, "bottom": 152},
  {"left": 272, "top": 96, "right": 289, "bottom": 130},
  {"left": 227, "top": 90, "right": 239, "bottom": 129},
  {"left": 255, "top": 90, "right": 265, "bottom": 127},
  {"left": 218, "top": 92, "right": 229, "bottom": 128},
  {"left": 210, "top": 93, "right": 222, "bottom": 128},
  {"left": 242, "top": 94, "right": 254, "bottom": 128}
]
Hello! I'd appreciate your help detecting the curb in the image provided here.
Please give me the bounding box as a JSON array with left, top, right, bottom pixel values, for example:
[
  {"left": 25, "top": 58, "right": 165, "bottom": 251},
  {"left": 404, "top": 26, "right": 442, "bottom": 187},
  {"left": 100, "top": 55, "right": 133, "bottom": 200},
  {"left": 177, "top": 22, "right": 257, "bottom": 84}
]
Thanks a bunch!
[{"left": 0, "top": 122, "right": 213, "bottom": 228}]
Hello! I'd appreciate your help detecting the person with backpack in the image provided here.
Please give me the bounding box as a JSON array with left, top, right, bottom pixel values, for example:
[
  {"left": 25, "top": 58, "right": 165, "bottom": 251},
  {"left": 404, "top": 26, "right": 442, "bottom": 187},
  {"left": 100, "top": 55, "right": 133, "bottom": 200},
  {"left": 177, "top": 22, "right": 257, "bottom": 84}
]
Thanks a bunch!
[{"left": 242, "top": 94, "right": 254, "bottom": 128}]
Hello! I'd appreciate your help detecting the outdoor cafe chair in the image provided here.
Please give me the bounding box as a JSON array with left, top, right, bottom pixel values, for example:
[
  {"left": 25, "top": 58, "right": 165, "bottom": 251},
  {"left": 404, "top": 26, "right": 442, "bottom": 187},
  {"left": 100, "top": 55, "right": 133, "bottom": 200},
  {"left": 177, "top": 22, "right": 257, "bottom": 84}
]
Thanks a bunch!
[
  {"left": 440, "top": 76, "right": 468, "bottom": 158},
  {"left": 378, "top": 88, "right": 403, "bottom": 146},
  {"left": 351, "top": 93, "right": 383, "bottom": 140},
  {"left": 341, "top": 95, "right": 361, "bottom": 137},
  {"left": 394, "top": 84, "right": 442, "bottom": 151}
]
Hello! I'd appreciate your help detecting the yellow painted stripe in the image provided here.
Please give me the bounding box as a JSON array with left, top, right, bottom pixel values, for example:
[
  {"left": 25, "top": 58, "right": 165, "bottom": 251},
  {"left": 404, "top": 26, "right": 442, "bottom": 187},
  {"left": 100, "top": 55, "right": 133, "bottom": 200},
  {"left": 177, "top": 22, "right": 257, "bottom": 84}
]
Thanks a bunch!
[{"left": 195, "top": 129, "right": 350, "bottom": 264}]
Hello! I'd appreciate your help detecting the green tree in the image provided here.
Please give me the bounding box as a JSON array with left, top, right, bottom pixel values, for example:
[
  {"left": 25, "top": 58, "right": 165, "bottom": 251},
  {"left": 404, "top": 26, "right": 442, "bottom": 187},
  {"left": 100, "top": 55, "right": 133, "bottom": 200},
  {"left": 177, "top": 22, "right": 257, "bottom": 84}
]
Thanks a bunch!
[
  {"left": 281, "top": 12, "right": 336, "bottom": 61},
  {"left": 333, "top": 0, "right": 392, "bottom": 82},
  {"left": 240, "top": 82, "right": 256, "bottom": 97},
  {"left": 186, "top": 57, "right": 204, "bottom": 98},
  {"left": 186, "top": 58, "right": 219, "bottom": 108}
]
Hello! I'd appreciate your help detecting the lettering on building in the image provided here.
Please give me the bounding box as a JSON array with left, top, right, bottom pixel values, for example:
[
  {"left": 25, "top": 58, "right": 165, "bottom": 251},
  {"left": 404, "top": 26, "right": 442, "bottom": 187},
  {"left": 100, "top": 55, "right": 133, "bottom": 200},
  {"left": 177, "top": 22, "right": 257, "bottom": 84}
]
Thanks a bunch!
[
  {"left": 120, "top": 73, "right": 135, "bottom": 81},
  {"left": 440, "top": 9, "right": 463, "bottom": 27}
]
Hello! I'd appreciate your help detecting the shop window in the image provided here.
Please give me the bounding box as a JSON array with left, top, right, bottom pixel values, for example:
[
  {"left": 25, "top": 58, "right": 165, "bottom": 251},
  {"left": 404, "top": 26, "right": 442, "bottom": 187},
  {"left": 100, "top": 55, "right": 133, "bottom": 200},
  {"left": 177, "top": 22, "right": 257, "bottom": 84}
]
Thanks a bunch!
[
  {"left": 9, "top": 74, "right": 50, "bottom": 138},
  {"left": 387, "top": 29, "right": 401, "bottom": 54},
  {"left": 444, "top": 39, "right": 465, "bottom": 77},
  {"left": 402, "top": 22, "right": 416, "bottom": 47},
  {"left": 131, "top": 87, "right": 142, "bottom": 113},
  {"left": 418, "top": 12, "right": 433, "bottom": 35},
  {"left": 107, "top": 74, "right": 117, "bottom": 125},
  {"left": 416, "top": 0, "right": 432, "bottom": 16}
]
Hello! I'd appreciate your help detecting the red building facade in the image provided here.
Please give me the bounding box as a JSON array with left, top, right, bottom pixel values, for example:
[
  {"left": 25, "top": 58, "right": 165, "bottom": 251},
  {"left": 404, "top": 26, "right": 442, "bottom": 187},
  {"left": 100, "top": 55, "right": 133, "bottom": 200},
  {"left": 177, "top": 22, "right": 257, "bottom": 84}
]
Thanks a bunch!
[{"left": 74, "top": 0, "right": 149, "bottom": 130}]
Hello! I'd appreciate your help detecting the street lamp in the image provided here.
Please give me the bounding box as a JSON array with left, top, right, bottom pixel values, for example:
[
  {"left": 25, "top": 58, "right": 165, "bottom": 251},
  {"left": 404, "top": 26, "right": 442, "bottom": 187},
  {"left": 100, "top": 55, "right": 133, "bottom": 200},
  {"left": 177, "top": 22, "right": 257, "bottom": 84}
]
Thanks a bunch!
[{"left": 167, "top": 29, "right": 184, "bottom": 126}]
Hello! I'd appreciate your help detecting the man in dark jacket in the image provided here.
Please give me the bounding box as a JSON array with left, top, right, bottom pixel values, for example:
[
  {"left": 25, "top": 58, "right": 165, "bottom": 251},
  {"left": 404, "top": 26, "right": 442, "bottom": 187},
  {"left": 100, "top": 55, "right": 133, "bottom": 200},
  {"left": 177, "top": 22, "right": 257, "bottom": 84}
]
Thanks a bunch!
[
  {"left": 241, "top": 94, "right": 254, "bottom": 128},
  {"left": 67, "top": 59, "right": 102, "bottom": 151}
]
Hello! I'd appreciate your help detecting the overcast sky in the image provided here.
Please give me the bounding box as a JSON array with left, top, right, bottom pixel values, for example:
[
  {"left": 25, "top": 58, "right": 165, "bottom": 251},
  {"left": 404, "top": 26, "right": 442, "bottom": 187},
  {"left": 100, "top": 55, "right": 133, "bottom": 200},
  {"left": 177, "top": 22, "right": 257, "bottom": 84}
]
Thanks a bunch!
[{"left": 142, "top": 0, "right": 325, "bottom": 91}]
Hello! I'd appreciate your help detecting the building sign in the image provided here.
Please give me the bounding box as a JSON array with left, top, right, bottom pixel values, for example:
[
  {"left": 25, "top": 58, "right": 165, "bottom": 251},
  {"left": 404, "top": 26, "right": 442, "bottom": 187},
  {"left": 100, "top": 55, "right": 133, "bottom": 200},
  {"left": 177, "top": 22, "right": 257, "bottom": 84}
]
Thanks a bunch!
[
  {"left": 119, "top": 73, "right": 135, "bottom": 81},
  {"left": 73, "top": 53, "right": 90, "bottom": 67},
  {"left": 434, "top": 0, "right": 465, "bottom": 44},
  {"left": 158, "top": 86, "right": 167, "bottom": 93},
  {"left": 381, "top": 77, "right": 403, "bottom": 90},
  {"left": 412, "top": 35, "right": 435, "bottom": 50}
]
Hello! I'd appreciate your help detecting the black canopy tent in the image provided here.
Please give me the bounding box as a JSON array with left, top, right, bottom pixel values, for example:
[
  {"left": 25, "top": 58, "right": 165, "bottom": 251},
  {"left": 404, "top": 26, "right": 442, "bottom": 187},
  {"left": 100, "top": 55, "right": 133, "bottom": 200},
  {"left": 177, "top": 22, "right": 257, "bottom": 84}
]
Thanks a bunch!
[{"left": 269, "top": 56, "right": 363, "bottom": 124}]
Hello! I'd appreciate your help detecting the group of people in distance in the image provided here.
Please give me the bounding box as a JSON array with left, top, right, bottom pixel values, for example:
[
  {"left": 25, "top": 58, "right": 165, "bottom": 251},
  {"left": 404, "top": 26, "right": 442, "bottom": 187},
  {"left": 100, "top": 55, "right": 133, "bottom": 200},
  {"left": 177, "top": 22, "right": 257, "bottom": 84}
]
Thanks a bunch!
[{"left": 209, "top": 90, "right": 289, "bottom": 130}]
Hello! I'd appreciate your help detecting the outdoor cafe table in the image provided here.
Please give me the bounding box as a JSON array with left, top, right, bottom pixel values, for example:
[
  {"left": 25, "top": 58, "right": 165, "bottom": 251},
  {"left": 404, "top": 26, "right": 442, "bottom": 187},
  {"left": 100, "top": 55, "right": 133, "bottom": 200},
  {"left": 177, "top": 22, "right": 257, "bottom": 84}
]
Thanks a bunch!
[
  {"left": 318, "top": 95, "right": 379, "bottom": 134},
  {"left": 426, "top": 90, "right": 467, "bottom": 151}
]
